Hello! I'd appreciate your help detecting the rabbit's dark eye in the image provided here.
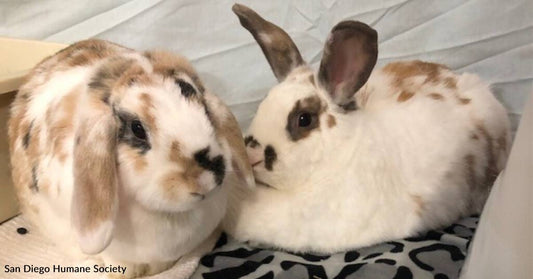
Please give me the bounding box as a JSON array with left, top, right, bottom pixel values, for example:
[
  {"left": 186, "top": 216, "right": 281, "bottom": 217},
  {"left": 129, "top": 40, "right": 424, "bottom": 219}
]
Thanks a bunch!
[
  {"left": 175, "top": 79, "right": 197, "bottom": 98},
  {"left": 131, "top": 120, "right": 146, "bottom": 140},
  {"left": 298, "top": 113, "right": 312, "bottom": 127},
  {"left": 116, "top": 111, "right": 151, "bottom": 153},
  {"left": 286, "top": 96, "right": 322, "bottom": 141}
]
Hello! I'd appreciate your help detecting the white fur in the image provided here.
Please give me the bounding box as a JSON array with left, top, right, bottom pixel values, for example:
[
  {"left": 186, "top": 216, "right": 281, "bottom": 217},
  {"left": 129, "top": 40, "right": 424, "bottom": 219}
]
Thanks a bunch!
[{"left": 224, "top": 65, "right": 511, "bottom": 253}]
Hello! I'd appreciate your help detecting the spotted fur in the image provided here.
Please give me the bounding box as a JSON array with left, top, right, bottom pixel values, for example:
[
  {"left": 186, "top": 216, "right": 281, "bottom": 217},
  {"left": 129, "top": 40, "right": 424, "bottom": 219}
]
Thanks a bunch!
[
  {"left": 224, "top": 4, "right": 511, "bottom": 254},
  {"left": 8, "top": 39, "right": 254, "bottom": 278}
]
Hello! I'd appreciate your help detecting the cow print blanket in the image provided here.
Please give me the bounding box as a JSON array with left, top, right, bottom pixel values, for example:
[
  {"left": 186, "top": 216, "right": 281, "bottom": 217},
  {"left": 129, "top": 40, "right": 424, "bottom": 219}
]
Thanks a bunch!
[{"left": 191, "top": 216, "right": 478, "bottom": 279}]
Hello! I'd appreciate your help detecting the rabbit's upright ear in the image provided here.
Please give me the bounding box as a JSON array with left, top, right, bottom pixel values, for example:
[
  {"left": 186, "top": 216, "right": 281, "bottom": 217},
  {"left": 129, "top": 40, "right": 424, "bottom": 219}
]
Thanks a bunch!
[
  {"left": 232, "top": 4, "right": 304, "bottom": 82},
  {"left": 318, "top": 21, "right": 378, "bottom": 110},
  {"left": 204, "top": 93, "right": 255, "bottom": 189},
  {"left": 71, "top": 94, "right": 119, "bottom": 255}
]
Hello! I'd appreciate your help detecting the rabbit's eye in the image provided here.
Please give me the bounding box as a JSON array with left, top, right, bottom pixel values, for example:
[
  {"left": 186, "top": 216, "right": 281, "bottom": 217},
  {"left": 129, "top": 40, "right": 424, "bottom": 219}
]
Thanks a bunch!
[
  {"left": 131, "top": 120, "right": 147, "bottom": 140},
  {"left": 298, "top": 113, "right": 312, "bottom": 127},
  {"left": 286, "top": 96, "right": 322, "bottom": 141},
  {"left": 175, "top": 79, "right": 197, "bottom": 98}
]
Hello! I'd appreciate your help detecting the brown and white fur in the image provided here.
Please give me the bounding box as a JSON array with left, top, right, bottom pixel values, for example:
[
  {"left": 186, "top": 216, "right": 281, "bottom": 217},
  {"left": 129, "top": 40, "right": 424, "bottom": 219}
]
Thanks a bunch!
[
  {"left": 224, "top": 4, "right": 511, "bottom": 253},
  {"left": 8, "top": 39, "right": 254, "bottom": 278}
]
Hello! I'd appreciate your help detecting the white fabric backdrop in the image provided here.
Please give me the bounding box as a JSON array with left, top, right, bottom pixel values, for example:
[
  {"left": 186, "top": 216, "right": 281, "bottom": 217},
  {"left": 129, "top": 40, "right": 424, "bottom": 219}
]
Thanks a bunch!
[
  {"left": 1, "top": 0, "right": 531, "bottom": 130},
  {"left": 460, "top": 92, "right": 532, "bottom": 279}
]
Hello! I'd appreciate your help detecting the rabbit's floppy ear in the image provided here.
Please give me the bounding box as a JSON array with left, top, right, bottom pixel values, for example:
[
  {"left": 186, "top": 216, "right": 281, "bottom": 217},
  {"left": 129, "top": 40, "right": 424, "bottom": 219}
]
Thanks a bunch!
[
  {"left": 204, "top": 93, "right": 255, "bottom": 189},
  {"left": 232, "top": 3, "right": 304, "bottom": 82},
  {"left": 318, "top": 21, "right": 378, "bottom": 110},
  {"left": 71, "top": 58, "right": 133, "bottom": 254},
  {"left": 72, "top": 96, "right": 118, "bottom": 255}
]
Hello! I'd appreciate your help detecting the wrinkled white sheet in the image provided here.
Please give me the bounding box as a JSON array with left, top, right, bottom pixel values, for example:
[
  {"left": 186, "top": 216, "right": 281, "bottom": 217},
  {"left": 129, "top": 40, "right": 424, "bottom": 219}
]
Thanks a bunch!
[
  {"left": 461, "top": 92, "right": 532, "bottom": 279},
  {"left": 1, "top": 0, "right": 531, "bottom": 130}
]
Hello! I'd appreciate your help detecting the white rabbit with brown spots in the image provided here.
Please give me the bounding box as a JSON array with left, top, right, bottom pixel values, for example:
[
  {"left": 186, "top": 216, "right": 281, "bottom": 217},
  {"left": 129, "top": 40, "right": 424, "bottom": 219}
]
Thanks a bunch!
[
  {"left": 8, "top": 39, "right": 254, "bottom": 278},
  {"left": 224, "top": 4, "right": 511, "bottom": 253}
]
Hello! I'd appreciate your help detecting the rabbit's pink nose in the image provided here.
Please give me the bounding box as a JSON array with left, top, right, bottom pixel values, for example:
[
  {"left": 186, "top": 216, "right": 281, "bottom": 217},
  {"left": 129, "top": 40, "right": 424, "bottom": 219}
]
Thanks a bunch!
[{"left": 246, "top": 146, "right": 264, "bottom": 167}]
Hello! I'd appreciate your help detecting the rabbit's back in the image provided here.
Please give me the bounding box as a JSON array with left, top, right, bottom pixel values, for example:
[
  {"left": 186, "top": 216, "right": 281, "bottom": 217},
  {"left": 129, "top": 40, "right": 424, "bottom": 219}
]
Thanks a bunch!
[{"left": 359, "top": 60, "right": 510, "bottom": 214}]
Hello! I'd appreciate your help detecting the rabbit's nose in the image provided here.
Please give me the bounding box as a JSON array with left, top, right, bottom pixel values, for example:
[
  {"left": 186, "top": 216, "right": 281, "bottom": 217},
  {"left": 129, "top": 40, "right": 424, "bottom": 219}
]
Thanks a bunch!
[
  {"left": 246, "top": 146, "right": 264, "bottom": 167},
  {"left": 193, "top": 147, "right": 226, "bottom": 185}
]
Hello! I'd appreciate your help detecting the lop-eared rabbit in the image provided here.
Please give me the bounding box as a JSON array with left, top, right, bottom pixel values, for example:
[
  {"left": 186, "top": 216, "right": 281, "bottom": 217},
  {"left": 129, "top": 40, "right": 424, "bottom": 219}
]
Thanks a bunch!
[{"left": 9, "top": 39, "right": 254, "bottom": 278}]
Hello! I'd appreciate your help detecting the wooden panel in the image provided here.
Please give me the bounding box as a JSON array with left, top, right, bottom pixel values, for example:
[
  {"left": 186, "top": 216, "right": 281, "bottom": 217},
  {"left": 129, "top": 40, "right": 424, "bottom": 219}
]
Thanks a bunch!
[
  {"left": 0, "top": 37, "right": 66, "bottom": 94},
  {"left": 0, "top": 38, "right": 66, "bottom": 222},
  {"left": 0, "top": 91, "right": 18, "bottom": 223}
]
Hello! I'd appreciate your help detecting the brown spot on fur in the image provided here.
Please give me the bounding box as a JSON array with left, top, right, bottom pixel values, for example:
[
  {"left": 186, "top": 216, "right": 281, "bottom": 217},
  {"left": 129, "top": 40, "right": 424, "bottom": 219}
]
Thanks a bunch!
[
  {"left": 117, "top": 64, "right": 152, "bottom": 88},
  {"left": 57, "top": 153, "right": 68, "bottom": 163},
  {"left": 139, "top": 93, "right": 158, "bottom": 134},
  {"left": 410, "top": 194, "right": 426, "bottom": 217},
  {"left": 464, "top": 123, "right": 501, "bottom": 198},
  {"left": 28, "top": 41, "right": 122, "bottom": 89},
  {"left": 327, "top": 114, "right": 337, "bottom": 128},
  {"left": 476, "top": 123, "right": 499, "bottom": 187},
  {"left": 88, "top": 57, "right": 135, "bottom": 104},
  {"left": 465, "top": 154, "right": 477, "bottom": 190},
  {"left": 30, "top": 165, "right": 39, "bottom": 192},
  {"left": 286, "top": 96, "right": 325, "bottom": 141},
  {"left": 397, "top": 90, "right": 415, "bottom": 102},
  {"left": 169, "top": 141, "right": 203, "bottom": 178},
  {"left": 428, "top": 93, "right": 444, "bottom": 100},
  {"left": 22, "top": 121, "right": 33, "bottom": 149},
  {"left": 47, "top": 88, "right": 80, "bottom": 162},
  {"left": 383, "top": 60, "right": 448, "bottom": 88},
  {"left": 165, "top": 141, "right": 204, "bottom": 194},
  {"left": 443, "top": 77, "right": 457, "bottom": 90},
  {"left": 56, "top": 40, "right": 128, "bottom": 72},
  {"left": 124, "top": 147, "right": 147, "bottom": 171},
  {"left": 66, "top": 51, "right": 101, "bottom": 67},
  {"left": 161, "top": 171, "right": 199, "bottom": 196},
  {"left": 459, "top": 98, "right": 471, "bottom": 105},
  {"left": 16, "top": 120, "right": 32, "bottom": 148},
  {"left": 144, "top": 51, "right": 205, "bottom": 94},
  {"left": 497, "top": 133, "right": 508, "bottom": 154},
  {"left": 383, "top": 61, "right": 457, "bottom": 104},
  {"left": 169, "top": 141, "right": 184, "bottom": 163}
]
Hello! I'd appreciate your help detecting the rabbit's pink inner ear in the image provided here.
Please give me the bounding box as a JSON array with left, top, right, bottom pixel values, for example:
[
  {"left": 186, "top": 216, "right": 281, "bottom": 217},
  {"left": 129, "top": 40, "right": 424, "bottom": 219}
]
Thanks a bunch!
[
  {"left": 318, "top": 21, "right": 378, "bottom": 108},
  {"left": 71, "top": 109, "right": 118, "bottom": 255}
]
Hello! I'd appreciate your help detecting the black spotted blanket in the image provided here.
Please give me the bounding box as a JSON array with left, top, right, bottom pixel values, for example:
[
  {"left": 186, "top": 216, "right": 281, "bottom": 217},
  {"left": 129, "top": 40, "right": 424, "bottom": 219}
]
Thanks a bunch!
[{"left": 191, "top": 216, "right": 477, "bottom": 279}]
